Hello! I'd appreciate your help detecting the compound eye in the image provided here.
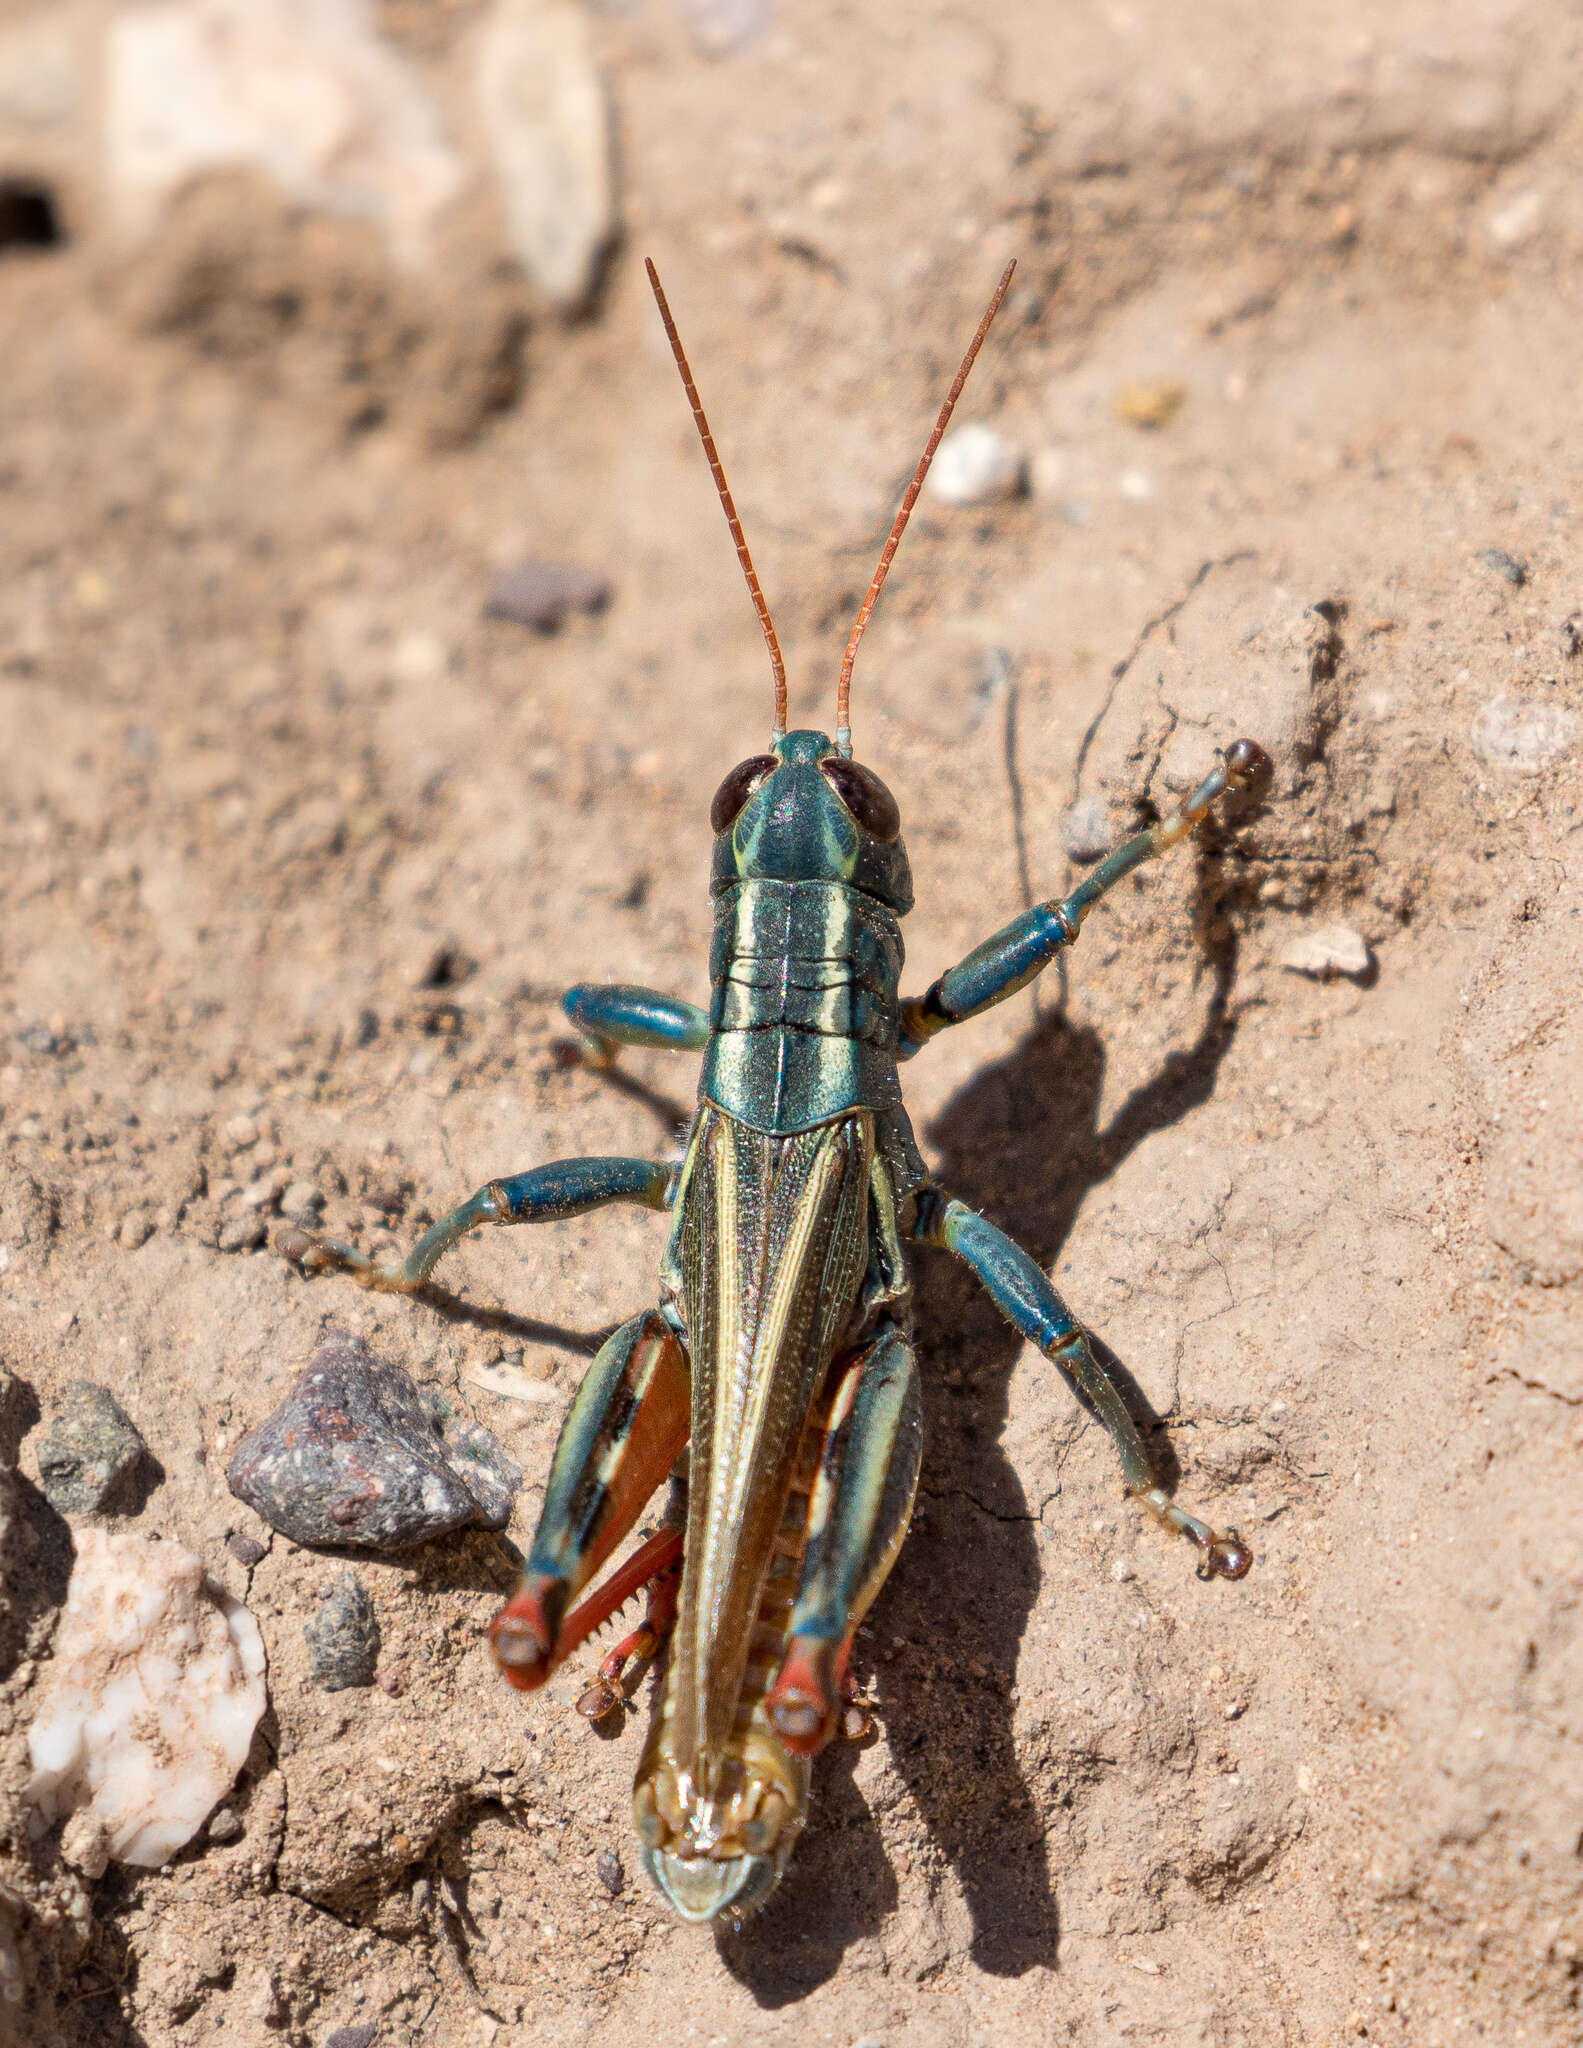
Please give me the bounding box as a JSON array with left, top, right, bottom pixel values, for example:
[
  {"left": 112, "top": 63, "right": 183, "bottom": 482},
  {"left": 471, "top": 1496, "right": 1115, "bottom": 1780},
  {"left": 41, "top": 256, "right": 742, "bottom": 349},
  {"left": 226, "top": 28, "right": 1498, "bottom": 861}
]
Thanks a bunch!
[
  {"left": 710, "top": 754, "right": 777, "bottom": 833},
  {"left": 819, "top": 758, "right": 901, "bottom": 843}
]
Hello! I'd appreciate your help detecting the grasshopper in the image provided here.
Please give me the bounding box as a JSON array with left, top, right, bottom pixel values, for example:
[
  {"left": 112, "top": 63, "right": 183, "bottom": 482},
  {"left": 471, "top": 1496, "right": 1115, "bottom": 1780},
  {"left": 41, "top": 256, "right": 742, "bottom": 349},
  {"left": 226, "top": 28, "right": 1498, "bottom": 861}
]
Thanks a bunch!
[{"left": 287, "top": 258, "right": 1270, "bottom": 1928}]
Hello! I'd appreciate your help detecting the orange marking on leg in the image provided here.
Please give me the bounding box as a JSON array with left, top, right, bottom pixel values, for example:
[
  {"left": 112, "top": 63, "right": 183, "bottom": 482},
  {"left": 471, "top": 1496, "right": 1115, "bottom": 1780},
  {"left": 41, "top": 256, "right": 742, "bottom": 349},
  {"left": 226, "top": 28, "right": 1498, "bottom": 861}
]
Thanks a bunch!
[
  {"left": 766, "top": 1633, "right": 846, "bottom": 1759},
  {"left": 488, "top": 1572, "right": 565, "bottom": 1694}
]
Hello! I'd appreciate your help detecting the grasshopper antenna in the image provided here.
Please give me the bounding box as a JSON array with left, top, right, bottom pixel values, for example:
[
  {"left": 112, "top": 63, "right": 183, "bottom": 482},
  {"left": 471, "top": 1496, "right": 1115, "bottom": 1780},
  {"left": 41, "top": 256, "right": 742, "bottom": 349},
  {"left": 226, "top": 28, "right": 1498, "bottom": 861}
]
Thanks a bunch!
[
  {"left": 835, "top": 258, "right": 1016, "bottom": 757},
  {"left": 646, "top": 258, "right": 789, "bottom": 743}
]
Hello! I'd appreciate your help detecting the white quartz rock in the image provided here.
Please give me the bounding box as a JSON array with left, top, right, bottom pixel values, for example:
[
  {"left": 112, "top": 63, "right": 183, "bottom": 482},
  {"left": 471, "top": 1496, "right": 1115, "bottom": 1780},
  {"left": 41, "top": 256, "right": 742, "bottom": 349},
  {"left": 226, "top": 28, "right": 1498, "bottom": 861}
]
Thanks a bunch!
[
  {"left": 25, "top": 1527, "right": 267, "bottom": 1869},
  {"left": 926, "top": 423, "right": 1026, "bottom": 505},
  {"left": 105, "top": 0, "right": 467, "bottom": 269},
  {"left": 475, "top": 0, "right": 614, "bottom": 308},
  {"left": 1279, "top": 922, "right": 1372, "bottom": 981}
]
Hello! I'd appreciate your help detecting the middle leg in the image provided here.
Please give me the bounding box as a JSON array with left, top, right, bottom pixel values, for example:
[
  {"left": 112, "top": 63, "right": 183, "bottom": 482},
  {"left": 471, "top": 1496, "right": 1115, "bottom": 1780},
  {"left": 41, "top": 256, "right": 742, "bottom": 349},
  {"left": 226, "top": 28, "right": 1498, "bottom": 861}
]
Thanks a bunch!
[
  {"left": 284, "top": 1153, "right": 673, "bottom": 1293},
  {"left": 916, "top": 1192, "right": 1249, "bottom": 1578}
]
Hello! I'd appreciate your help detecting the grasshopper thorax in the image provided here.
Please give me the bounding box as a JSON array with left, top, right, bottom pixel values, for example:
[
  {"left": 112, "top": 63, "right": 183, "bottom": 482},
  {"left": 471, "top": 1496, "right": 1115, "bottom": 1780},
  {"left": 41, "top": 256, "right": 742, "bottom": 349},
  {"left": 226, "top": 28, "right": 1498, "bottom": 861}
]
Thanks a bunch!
[{"left": 709, "top": 729, "right": 913, "bottom": 914}]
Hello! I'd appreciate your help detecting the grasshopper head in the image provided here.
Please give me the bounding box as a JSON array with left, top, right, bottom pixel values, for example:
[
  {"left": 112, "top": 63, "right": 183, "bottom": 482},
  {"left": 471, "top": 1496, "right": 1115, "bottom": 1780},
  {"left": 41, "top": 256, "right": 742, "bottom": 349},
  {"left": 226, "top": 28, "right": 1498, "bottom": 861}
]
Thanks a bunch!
[{"left": 708, "top": 728, "right": 913, "bottom": 913}]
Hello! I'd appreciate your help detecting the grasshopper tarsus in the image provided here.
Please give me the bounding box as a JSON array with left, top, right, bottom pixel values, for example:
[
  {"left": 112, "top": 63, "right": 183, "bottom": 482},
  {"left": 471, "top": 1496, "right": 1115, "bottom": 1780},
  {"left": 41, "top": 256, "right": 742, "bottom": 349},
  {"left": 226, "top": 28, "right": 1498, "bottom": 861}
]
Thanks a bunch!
[{"left": 1201, "top": 1532, "right": 1253, "bottom": 1581}]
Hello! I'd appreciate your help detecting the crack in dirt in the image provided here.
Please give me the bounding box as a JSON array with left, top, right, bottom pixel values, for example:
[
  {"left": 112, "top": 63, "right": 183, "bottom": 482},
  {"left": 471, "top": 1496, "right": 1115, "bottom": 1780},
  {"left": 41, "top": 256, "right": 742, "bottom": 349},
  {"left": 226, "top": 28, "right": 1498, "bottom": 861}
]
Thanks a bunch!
[
  {"left": 1490, "top": 1368, "right": 1583, "bottom": 1408},
  {"left": 1070, "top": 553, "right": 1257, "bottom": 805}
]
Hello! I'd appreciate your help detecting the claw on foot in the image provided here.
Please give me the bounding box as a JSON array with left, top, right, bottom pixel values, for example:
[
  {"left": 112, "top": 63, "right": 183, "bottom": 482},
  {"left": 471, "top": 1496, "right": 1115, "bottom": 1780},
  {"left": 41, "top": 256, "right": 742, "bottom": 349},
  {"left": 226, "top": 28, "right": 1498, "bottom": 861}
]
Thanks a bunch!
[
  {"left": 1201, "top": 1532, "right": 1252, "bottom": 1580},
  {"left": 276, "top": 1226, "right": 320, "bottom": 1273},
  {"left": 276, "top": 1226, "right": 362, "bottom": 1278},
  {"left": 550, "top": 1036, "right": 616, "bottom": 1073},
  {"left": 1222, "top": 736, "right": 1273, "bottom": 797}
]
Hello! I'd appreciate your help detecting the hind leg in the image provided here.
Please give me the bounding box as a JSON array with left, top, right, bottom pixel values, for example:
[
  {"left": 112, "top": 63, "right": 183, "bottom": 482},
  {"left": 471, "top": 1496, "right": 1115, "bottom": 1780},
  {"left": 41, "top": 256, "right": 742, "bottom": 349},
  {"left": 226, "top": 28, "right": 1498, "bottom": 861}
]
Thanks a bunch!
[
  {"left": 490, "top": 1309, "right": 690, "bottom": 1692},
  {"left": 766, "top": 1323, "right": 924, "bottom": 1757}
]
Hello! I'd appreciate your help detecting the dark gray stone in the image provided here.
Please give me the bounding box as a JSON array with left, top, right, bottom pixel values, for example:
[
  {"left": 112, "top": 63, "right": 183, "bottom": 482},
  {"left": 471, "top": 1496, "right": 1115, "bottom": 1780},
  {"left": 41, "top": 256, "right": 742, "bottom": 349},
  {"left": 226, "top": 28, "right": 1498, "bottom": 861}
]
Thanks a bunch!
[
  {"left": 595, "top": 1848, "right": 623, "bottom": 1897},
  {"left": 305, "top": 1571, "right": 379, "bottom": 1691},
  {"left": 421, "top": 1394, "right": 520, "bottom": 1529},
  {"left": 323, "top": 2024, "right": 379, "bottom": 2048},
  {"left": 1478, "top": 546, "right": 1528, "bottom": 586},
  {"left": 227, "top": 1531, "right": 267, "bottom": 1567},
  {"left": 483, "top": 557, "right": 611, "bottom": 632},
  {"left": 226, "top": 1333, "right": 521, "bottom": 1550},
  {"left": 37, "top": 1381, "right": 147, "bottom": 1514}
]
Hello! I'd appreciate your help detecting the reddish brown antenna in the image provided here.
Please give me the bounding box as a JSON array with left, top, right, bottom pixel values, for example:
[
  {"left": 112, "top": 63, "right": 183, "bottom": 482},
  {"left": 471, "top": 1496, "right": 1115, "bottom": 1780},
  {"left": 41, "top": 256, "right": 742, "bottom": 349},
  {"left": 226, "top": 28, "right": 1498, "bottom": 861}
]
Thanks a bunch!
[
  {"left": 645, "top": 258, "right": 789, "bottom": 742},
  {"left": 835, "top": 258, "right": 1016, "bottom": 756}
]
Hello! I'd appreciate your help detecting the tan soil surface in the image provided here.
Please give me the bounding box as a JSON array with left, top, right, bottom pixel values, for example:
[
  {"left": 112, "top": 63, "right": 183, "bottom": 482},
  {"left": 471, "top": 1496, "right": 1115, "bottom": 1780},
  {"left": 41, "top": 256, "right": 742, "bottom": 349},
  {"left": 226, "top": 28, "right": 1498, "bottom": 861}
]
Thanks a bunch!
[{"left": 2, "top": 4, "right": 1582, "bottom": 2044}]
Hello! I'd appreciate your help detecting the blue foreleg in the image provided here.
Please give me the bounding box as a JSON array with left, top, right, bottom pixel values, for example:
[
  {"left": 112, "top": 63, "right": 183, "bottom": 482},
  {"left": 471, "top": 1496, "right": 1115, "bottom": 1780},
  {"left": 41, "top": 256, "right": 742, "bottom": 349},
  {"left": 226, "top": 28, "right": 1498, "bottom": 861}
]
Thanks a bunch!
[
  {"left": 898, "top": 739, "right": 1269, "bottom": 1056},
  {"left": 915, "top": 1192, "right": 1249, "bottom": 1578},
  {"left": 563, "top": 984, "right": 710, "bottom": 1065}
]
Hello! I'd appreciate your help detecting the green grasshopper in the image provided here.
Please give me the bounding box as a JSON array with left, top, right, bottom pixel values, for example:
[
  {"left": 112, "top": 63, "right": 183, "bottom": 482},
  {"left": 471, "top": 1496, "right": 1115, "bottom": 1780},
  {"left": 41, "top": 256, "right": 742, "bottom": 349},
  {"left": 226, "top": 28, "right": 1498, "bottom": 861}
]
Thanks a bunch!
[{"left": 287, "top": 258, "right": 1269, "bottom": 1928}]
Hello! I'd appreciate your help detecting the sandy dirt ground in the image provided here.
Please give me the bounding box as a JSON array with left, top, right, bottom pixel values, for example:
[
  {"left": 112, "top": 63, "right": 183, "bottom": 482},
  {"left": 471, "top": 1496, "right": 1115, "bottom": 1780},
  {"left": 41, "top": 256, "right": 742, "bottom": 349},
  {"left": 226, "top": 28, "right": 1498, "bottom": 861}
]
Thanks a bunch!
[{"left": 2, "top": 2, "right": 1582, "bottom": 2043}]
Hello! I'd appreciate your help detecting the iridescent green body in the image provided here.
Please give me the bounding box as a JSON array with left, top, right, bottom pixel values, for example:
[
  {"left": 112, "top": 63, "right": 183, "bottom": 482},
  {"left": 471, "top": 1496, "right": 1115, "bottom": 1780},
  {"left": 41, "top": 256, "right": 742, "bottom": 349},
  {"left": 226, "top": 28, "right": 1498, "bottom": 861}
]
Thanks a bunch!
[
  {"left": 701, "top": 729, "right": 926, "bottom": 1195},
  {"left": 288, "top": 718, "right": 1269, "bottom": 1928}
]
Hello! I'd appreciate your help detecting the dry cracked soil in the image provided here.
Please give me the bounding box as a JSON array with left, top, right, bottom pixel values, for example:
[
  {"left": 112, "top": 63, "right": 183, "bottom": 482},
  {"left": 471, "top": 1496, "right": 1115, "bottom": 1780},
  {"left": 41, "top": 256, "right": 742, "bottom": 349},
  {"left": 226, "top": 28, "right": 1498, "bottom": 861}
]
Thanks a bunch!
[{"left": 1, "top": 3, "right": 1582, "bottom": 2045}]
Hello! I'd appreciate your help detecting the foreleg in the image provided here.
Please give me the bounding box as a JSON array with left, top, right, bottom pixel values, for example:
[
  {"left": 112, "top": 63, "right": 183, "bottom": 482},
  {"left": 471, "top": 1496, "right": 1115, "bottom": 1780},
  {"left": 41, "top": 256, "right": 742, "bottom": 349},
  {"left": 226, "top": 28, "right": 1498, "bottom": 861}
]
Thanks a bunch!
[
  {"left": 898, "top": 738, "right": 1270, "bottom": 1056},
  {"left": 283, "top": 1154, "right": 672, "bottom": 1292},
  {"left": 561, "top": 984, "right": 710, "bottom": 1067},
  {"left": 766, "top": 1324, "right": 924, "bottom": 1757},
  {"left": 916, "top": 1193, "right": 1249, "bottom": 1579}
]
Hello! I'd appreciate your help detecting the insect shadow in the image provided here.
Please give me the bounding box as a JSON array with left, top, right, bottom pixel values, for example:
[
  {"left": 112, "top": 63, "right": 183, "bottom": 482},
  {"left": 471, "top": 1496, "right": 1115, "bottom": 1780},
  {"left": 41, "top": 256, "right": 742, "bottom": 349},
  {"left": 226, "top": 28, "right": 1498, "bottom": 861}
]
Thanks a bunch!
[{"left": 719, "top": 929, "right": 1240, "bottom": 2001}]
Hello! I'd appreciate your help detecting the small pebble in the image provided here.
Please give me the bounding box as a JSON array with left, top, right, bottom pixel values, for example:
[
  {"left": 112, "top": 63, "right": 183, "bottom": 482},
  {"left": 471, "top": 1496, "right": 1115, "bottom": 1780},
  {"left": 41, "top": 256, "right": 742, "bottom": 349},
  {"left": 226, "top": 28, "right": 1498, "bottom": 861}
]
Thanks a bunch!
[
  {"left": 324, "top": 2026, "right": 380, "bottom": 2048},
  {"left": 217, "top": 1215, "right": 268, "bottom": 1254},
  {"left": 387, "top": 629, "right": 450, "bottom": 689},
  {"left": 207, "top": 1807, "right": 242, "bottom": 1842},
  {"left": 227, "top": 1333, "right": 521, "bottom": 1549},
  {"left": 1559, "top": 611, "right": 1582, "bottom": 660},
  {"left": 925, "top": 422, "right": 1025, "bottom": 506},
  {"left": 1485, "top": 187, "right": 1544, "bottom": 250},
  {"left": 595, "top": 1849, "right": 623, "bottom": 1897},
  {"left": 1061, "top": 793, "right": 1113, "bottom": 863},
  {"left": 680, "top": 0, "right": 771, "bottom": 56},
  {"left": 304, "top": 1571, "right": 380, "bottom": 1691},
  {"left": 1477, "top": 546, "right": 1528, "bottom": 587},
  {"left": 484, "top": 558, "right": 611, "bottom": 633},
  {"left": 37, "top": 1382, "right": 148, "bottom": 1515},
  {"left": 226, "top": 1532, "right": 266, "bottom": 1568},
  {"left": 280, "top": 1182, "right": 324, "bottom": 1222},
  {"left": 1278, "top": 923, "right": 1372, "bottom": 982},
  {"left": 1470, "top": 692, "right": 1578, "bottom": 775},
  {"left": 117, "top": 1208, "right": 155, "bottom": 1250},
  {"left": 1113, "top": 377, "right": 1186, "bottom": 429},
  {"left": 239, "top": 1177, "right": 281, "bottom": 1212},
  {"left": 224, "top": 1114, "right": 258, "bottom": 1149}
]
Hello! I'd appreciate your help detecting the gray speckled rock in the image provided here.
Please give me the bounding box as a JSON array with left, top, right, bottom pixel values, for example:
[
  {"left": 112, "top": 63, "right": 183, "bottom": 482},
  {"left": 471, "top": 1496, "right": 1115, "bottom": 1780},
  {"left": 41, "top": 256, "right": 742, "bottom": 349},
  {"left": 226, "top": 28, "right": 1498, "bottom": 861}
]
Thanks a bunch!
[
  {"left": 421, "top": 1395, "right": 520, "bottom": 1528},
  {"left": 37, "top": 1382, "right": 148, "bottom": 1515},
  {"left": 226, "top": 1333, "right": 520, "bottom": 1550},
  {"left": 305, "top": 1571, "right": 380, "bottom": 1691}
]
